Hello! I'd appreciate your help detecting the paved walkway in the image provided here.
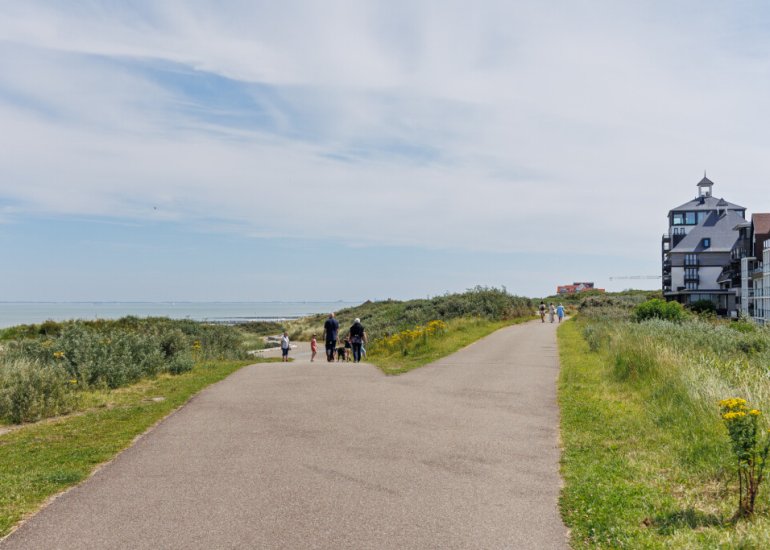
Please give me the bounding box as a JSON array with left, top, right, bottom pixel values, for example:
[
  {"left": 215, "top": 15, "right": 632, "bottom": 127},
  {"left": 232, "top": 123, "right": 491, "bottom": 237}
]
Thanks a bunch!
[{"left": 1, "top": 320, "right": 568, "bottom": 549}]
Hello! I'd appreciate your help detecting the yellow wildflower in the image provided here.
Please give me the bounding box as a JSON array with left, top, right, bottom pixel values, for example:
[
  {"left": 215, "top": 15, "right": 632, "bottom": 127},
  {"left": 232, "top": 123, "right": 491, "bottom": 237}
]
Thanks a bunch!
[{"left": 750, "top": 409, "right": 761, "bottom": 417}]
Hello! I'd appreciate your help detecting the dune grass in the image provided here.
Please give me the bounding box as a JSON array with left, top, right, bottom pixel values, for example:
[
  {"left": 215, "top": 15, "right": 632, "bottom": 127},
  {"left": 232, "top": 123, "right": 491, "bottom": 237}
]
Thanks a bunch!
[
  {"left": 0, "top": 358, "right": 272, "bottom": 539},
  {"left": 558, "top": 314, "right": 770, "bottom": 548}
]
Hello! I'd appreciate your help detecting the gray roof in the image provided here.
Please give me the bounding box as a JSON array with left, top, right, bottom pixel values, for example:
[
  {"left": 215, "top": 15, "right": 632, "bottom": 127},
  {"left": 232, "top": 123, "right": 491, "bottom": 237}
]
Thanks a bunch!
[
  {"left": 670, "top": 195, "right": 745, "bottom": 212},
  {"left": 697, "top": 176, "right": 714, "bottom": 187},
  {"left": 671, "top": 209, "right": 746, "bottom": 253}
]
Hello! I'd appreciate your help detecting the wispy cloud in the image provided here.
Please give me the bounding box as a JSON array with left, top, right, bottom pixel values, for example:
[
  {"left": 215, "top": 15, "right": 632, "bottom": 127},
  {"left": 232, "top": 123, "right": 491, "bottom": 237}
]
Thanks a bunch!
[{"left": 2, "top": 0, "right": 770, "bottom": 263}]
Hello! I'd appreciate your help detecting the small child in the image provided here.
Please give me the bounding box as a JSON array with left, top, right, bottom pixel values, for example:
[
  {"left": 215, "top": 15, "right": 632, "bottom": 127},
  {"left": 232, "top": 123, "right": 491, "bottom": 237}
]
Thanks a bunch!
[
  {"left": 310, "top": 334, "right": 317, "bottom": 362},
  {"left": 281, "top": 331, "right": 290, "bottom": 363},
  {"left": 344, "top": 337, "right": 352, "bottom": 362}
]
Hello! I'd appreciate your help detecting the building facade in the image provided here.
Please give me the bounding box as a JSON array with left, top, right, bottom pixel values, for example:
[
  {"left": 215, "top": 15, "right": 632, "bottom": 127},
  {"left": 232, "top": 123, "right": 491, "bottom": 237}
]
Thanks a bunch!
[
  {"left": 738, "top": 215, "right": 770, "bottom": 324},
  {"left": 661, "top": 176, "right": 747, "bottom": 316}
]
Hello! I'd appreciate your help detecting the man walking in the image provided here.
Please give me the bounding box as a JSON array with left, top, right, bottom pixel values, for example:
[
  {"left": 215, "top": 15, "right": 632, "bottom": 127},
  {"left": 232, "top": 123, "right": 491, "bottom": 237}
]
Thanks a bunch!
[
  {"left": 348, "top": 318, "right": 367, "bottom": 363},
  {"left": 323, "top": 313, "right": 339, "bottom": 362}
]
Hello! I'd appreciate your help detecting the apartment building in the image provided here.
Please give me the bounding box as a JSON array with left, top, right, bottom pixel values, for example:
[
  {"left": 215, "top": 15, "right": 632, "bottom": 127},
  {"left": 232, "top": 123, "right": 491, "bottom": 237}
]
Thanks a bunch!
[{"left": 661, "top": 176, "right": 747, "bottom": 316}]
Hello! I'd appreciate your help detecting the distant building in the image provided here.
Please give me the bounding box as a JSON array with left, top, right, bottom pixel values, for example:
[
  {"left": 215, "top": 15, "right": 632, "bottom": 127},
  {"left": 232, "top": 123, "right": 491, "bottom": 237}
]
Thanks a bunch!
[
  {"left": 557, "top": 282, "right": 604, "bottom": 294},
  {"left": 661, "top": 176, "right": 747, "bottom": 316}
]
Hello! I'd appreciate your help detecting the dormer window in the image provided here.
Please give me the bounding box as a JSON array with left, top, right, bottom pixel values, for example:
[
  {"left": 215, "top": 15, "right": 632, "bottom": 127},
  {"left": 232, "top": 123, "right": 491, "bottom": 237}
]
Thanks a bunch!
[{"left": 702, "top": 238, "right": 711, "bottom": 249}]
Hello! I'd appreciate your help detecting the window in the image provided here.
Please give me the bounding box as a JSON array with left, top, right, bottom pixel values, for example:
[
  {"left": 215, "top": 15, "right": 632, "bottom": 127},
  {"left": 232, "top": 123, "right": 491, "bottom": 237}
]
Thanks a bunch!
[
  {"left": 686, "top": 281, "right": 699, "bottom": 290},
  {"left": 685, "top": 268, "right": 698, "bottom": 280},
  {"left": 702, "top": 238, "right": 711, "bottom": 249},
  {"left": 673, "top": 213, "right": 684, "bottom": 225},
  {"left": 685, "top": 212, "right": 697, "bottom": 224},
  {"left": 685, "top": 254, "right": 698, "bottom": 266},
  {"left": 697, "top": 211, "right": 708, "bottom": 223},
  {"left": 673, "top": 227, "right": 686, "bottom": 236}
]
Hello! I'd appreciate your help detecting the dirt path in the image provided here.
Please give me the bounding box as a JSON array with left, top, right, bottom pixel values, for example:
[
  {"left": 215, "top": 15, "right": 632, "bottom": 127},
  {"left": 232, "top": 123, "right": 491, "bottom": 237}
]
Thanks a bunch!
[{"left": 1, "top": 320, "right": 568, "bottom": 549}]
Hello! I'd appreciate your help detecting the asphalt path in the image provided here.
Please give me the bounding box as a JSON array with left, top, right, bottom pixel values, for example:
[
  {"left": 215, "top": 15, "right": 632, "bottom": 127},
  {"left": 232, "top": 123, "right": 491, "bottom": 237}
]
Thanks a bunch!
[{"left": 1, "top": 320, "right": 568, "bottom": 549}]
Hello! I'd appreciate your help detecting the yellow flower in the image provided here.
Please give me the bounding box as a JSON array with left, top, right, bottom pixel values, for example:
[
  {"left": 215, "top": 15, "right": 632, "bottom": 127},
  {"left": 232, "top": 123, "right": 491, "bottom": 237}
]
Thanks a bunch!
[
  {"left": 750, "top": 409, "right": 761, "bottom": 416},
  {"left": 53, "top": 351, "right": 65, "bottom": 359},
  {"left": 69, "top": 379, "right": 78, "bottom": 385}
]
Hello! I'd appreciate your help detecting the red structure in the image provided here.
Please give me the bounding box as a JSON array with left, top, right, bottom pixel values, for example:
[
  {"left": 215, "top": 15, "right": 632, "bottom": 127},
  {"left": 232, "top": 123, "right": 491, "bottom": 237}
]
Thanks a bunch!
[{"left": 556, "top": 282, "right": 605, "bottom": 294}]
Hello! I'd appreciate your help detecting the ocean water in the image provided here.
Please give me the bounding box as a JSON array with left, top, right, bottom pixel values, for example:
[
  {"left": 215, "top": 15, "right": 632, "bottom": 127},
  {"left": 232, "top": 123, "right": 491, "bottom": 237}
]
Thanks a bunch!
[{"left": 0, "top": 302, "right": 360, "bottom": 329}]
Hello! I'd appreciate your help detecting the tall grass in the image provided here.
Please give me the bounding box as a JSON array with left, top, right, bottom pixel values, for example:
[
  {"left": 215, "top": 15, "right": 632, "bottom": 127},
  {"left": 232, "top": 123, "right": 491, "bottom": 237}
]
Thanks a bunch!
[
  {"left": 0, "top": 318, "right": 249, "bottom": 424},
  {"left": 560, "top": 298, "right": 770, "bottom": 547}
]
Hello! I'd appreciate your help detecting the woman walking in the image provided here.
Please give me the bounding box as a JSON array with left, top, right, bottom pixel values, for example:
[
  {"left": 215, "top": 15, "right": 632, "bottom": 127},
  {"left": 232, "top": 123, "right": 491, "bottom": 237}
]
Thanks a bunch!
[{"left": 548, "top": 303, "right": 556, "bottom": 323}]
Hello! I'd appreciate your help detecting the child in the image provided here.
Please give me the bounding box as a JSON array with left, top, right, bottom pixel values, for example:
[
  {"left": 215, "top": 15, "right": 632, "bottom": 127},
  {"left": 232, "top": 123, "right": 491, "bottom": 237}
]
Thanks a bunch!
[
  {"left": 310, "top": 334, "right": 317, "bottom": 362},
  {"left": 343, "top": 337, "right": 352, "bottom": 362},
  {"left": 281, "top": 331, "right": 290, "bottom": 362}
]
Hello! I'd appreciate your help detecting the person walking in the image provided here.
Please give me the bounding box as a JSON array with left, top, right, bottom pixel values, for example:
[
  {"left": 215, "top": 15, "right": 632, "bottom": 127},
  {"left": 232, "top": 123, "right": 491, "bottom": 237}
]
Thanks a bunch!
[
  {"left": 310, "top": 334, "right": 318, "bottom": 362},
  {"left": 539, "top": 301, "right": 546, "bottom": 323},
  {"left": 323, "top": 313, "right": 339, "bottom": 362},
  {"left": 280, "top": 331, "right": 290, "bottom": 362},
  {"left": 348, "top": 318, "right": 367, "bottom": 363},
  {"left": 556, "top": 304, "right": 565, "bottom": 323},
  {"left": 548, "top": 303, "right": 556, "bottom": 323}
]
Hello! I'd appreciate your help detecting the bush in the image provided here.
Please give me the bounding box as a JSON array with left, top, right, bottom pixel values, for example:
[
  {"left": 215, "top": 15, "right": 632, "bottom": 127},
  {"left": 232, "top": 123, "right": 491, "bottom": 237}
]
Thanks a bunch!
[
  {"left": 0, "top": 359, "right": 75, "bottom": 423},
  {"left": 689, "top": 300, "right": 717, "bottom": 315},
  {"left": 633, "top": 299, "right": 686, "bottom": 322},
  {"left": 167, "top": 353, "right": 194, "bottom": 375}
]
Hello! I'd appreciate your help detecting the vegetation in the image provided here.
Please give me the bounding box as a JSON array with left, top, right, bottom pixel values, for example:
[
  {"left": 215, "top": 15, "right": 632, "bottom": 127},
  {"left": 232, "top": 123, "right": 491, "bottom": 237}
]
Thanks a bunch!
[
  {"left": 559, "top": 295, "right": 770, "bottom": 547},
  {"left": 286, "top": 286, "right": 532, "bottom": 340},
  {"left": 0, "top": 317, "right": 249, "bottom": 424},
  {"left": 633, "top": 298, "right": 687, "bottom": 322}
]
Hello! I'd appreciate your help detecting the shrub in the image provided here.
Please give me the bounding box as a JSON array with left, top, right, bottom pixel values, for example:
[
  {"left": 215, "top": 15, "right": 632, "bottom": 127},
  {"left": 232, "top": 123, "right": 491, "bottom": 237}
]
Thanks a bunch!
[
  {"left": 0, "top": 359, "right": 75, "bottom": 423},
  {"left": 167, "top": 353, "right": 194, "bottom": 375},
  {"left": 633, "top": 299, "right": 686, "bottom": 322},
  {"left": 689, "top": 300, "right": 717, "bottom": 315}
]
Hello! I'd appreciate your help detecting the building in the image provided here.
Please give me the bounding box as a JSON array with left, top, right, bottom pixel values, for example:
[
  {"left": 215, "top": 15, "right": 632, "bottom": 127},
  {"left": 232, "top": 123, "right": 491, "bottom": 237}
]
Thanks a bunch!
[
  {"left": 661, "top": 176, "right": 747, "bottom": 316},
  {"left": 556, "top": 282, "right": 604, "bottom": 294},
  {"left": 738, "top": 214, "right": 770, "bottom": 324}
]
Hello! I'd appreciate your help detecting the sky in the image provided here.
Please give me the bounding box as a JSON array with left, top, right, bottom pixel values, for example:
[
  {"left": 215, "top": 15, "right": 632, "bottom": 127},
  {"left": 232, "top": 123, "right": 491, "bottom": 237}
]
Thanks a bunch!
[{"left": 2, "top": 1, "right": 770, "bottom": 301}]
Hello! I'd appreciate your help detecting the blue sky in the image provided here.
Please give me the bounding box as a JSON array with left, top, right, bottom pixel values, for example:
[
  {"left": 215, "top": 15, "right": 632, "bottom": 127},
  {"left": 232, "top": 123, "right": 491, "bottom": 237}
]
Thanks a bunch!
[{"left": 2, "top": 1, "right": 770, "bottom": 301}]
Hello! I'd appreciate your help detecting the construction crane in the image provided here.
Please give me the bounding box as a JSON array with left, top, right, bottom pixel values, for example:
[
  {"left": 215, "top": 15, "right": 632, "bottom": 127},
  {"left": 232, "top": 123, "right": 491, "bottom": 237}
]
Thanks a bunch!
[{"left": 609, "top": 275, "right": 662, "bottom": 281}]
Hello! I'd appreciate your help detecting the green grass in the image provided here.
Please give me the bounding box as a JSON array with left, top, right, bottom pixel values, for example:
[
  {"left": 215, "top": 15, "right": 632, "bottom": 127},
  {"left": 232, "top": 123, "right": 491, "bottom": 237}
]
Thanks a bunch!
[
  {"left": 558, "top": 318, "right": 770, "bottom": 548},
  {"left": 368, "top": 317, "right": 532, "bottom": 375},
  {"left": 0, "top": 358, "right": 273, "bottom": 538}
]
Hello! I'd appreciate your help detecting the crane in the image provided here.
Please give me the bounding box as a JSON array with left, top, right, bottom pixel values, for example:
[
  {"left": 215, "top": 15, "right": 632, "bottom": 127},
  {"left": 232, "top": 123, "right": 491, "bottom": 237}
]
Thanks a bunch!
[{"left": 609, "top": 275, "right": 662, "bottom": 281}]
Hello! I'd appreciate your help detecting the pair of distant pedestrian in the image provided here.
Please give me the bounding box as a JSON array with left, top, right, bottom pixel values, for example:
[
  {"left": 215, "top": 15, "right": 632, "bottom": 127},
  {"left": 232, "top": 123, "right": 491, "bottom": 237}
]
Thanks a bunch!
[{"left": 322, "top": 313, "right": 368, "bottom": 363}]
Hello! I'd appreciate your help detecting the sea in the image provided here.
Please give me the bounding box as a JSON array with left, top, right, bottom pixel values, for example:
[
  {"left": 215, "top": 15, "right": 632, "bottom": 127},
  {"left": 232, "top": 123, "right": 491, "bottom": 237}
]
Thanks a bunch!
[{"left": 0, "top": 302, "right": 360, "bottom": 329}]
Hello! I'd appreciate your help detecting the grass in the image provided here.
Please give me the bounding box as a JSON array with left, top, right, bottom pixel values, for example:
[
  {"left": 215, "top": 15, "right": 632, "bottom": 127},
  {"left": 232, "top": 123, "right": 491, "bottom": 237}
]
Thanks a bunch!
[
  {"left": 0, "top": 357, "right": 276, "bottom": 538},
  {"left": 367, "top": 316, "right": 532, "bottom": 375},
  {"left": 558, "top": 315, "right": 770, "bottom": 548}
]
